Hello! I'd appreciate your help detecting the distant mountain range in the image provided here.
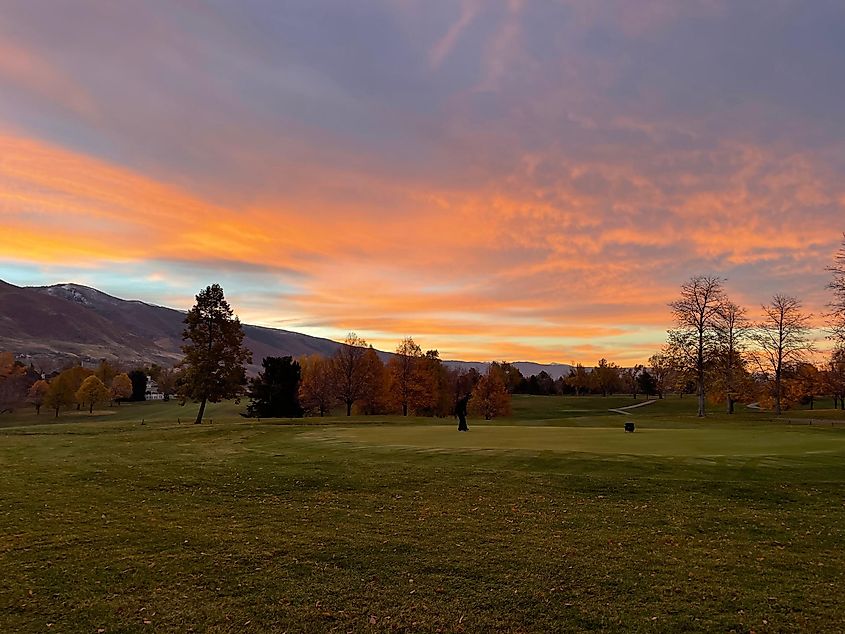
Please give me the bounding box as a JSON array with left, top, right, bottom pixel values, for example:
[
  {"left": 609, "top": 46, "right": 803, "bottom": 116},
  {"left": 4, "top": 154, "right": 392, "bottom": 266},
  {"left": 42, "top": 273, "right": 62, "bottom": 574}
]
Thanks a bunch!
[{"left": 0, "top": 280, "right": 571, "bottom": 378}]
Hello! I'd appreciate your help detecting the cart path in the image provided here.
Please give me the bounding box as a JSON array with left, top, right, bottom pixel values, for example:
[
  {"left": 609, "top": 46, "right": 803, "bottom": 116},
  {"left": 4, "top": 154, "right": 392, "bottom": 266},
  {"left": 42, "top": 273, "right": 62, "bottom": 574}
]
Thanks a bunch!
[{"left": 609, "top": 399, "right": 658, "bottom": 415}]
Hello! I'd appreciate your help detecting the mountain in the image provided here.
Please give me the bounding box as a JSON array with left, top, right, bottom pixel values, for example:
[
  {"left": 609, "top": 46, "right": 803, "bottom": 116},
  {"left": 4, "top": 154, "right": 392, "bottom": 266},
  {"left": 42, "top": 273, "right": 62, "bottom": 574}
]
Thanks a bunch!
[
  {"left": 0, "top": 280, "right": 571, "bottom": 378},
  {"left": 0, "top": 280, "right": 344, "bottom": 371},
  {"left": 443, "top": 361, "right": 573, "bottom": 381}
]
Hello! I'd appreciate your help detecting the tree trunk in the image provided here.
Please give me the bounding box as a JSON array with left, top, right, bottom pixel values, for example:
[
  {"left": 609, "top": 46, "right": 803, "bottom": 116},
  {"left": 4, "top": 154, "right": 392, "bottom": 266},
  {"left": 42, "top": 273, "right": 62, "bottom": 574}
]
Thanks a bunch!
[
  {"left": 35, "top": 405, "right": 41, "bottom": 415},
  {"left": 195, "top": 396, "right": 207, "bottom": 424},
  {"left": 697, "top": 386, "right": 705, "bottom": 418},
  {"left": 346, "top": 400, "right": 352, "bottom": 416},
  {"left": 403, "top": 402, "right": 408, "bottom": 416},
  {"left": 774, "top": 374, "right": 782, "bottom": 416},
  {"left": 726, "top": 396, "right": 733, "bottom": 414},
  {"left": 89, "top": 402, "right": 93, "bottom": 414},
  {"left": 54, "top": 406, "right": 60, "bottom": 418}
]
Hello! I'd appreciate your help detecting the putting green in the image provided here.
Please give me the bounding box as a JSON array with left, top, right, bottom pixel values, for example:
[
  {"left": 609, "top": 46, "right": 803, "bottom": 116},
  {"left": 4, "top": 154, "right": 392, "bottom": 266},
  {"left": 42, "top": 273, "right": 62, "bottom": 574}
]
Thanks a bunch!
[{"left": 302, "top": 424, "right": 845, "bottom": 458}]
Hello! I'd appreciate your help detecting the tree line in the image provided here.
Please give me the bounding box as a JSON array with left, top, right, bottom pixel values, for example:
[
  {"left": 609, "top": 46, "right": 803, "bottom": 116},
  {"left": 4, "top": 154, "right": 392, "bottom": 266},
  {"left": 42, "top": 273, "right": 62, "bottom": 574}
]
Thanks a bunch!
[
  {"left": 0, "top": 355, "right": 175, "bottom": 418},
  {"left": 653, "top": 233, "right": 845, "bottom": 416},
  {"left": 0, "top": 284, "right": 512, "bottom": 423},
  {"left": 171, "top": 284, "right": 515, "bottom": 423},
  {"left": 2, "top": 234, "right": 843, "bottom": 420}
]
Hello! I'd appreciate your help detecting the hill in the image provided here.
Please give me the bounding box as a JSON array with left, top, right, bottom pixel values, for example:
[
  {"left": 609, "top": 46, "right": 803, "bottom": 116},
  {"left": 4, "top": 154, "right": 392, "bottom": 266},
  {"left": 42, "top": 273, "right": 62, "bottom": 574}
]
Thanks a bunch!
[
  {"left": 0, "top": 280, "right": 571, "bottom": 377},
  {"left": 0, "top": 280, "right": 343, "bottom": 371}
]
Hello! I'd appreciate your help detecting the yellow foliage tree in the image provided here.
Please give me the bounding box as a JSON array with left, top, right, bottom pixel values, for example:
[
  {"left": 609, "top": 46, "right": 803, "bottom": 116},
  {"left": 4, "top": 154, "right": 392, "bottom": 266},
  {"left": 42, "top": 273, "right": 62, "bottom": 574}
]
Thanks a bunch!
[
  {"left": 45, "top": 373, "right": 77, "bottom": 418},
  {"left": 0, "top": 352, "right": 27, "bottom": 413},
  {"left": 110, "top": 373, "right": 133, "bottom": 405},
  {"left": 75, "top": 375, "right": 111, "bottom": 413}
]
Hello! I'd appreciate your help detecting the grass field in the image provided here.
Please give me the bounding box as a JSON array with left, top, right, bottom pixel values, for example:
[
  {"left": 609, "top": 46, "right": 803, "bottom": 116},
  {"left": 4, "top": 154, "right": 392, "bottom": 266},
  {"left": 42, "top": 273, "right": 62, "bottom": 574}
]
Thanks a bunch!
[{"left": 2, "top": 396, "right": 845, "bottom": 632}]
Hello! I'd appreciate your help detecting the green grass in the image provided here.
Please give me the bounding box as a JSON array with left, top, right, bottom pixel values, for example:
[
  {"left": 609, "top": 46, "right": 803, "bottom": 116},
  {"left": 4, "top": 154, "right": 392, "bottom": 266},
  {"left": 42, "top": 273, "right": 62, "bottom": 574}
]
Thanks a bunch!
[{"left": 2, "top": 396, "right": 845, "bottom": 632}]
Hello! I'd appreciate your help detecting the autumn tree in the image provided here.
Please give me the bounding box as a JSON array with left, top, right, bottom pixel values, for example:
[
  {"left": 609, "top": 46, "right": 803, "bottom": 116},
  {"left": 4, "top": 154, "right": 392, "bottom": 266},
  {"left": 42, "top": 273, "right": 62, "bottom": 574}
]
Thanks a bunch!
[
  {"left": 58, "top": 366, "right": 95, "bottom": 410},
  {"left": 388, "top": 337, "right": 424, "bottom": 416},
  {"left": 45, "top": 372, "right": 77, "bottom": 417},
  {"left": 470, "top": 365, "right": 511, "bottom": 420},
  {"left": 565, "top": 363, "right": 590, "bottom": 396},
  {"left": 668, "top": 276, "right": 726, "bottom": 417},
  {"left": 94, "top": 359, "right": 118, "bottom": 387},
  {"left": 356, "top": 347, "right": 389, "bottom": 415},
  {"left": 826, "top": 348, "right": 845, "bottom": 410},
  {"left": 75, "top": 375, "right": 111, "bottom": 413},
  {"left": 179, "top": 284, "right": 252, "bottom": 424},
  {"left": 331, "top": 333, "right": 371, "bottom": 416},
  {"left": 28, "top": 379, "right": 49, "bottom": 415},
  {"left": 793, "top": 362, "right": 821, "bottom": 410},
  {"left": 648, "top": 352, "right": 672, "bottom": 399},
  {"left": 591, "top": 358, "right": 620, "bottom": 397},
  {"left": 415, "top": 350, "right": 453, "bottom": 417},
  {"left": 622, "top": 364, "right": 644, "bottom": 399},
  {"left": 828, "top": 233, "right": 845, "bottom": 345},
  {"left": 246, "top": 356, "right": 303, "bottom": 418},
  {"left": 110, "top": 373, "right": 133, "bottom": 405},
  {"left": 713, "top": 300, "right": 750, "bottom": 414},
  {"left": 0, "top": 352, "right": 28, "bottom": 413},
  {"left": 299, "top": 354, "right": 337, "bottom": 416},
  {"left": 750, "top": 294, "right": 814, "bottom": 415}
]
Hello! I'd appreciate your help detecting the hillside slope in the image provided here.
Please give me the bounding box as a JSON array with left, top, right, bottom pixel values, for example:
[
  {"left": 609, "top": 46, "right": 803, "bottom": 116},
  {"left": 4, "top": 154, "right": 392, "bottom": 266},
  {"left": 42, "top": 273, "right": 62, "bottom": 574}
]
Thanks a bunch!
[
  {"left": 0, "top": 281, "right": 343, "bottom": 370},
  {"left": 0, "top": 280, "right": 571, "bottom": 377}
]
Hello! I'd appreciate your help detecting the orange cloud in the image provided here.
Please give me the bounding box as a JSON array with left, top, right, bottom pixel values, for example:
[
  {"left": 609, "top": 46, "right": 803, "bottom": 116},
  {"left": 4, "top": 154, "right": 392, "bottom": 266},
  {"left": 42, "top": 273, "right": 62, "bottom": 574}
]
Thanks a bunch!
[{"left": 1, "top": 126, "right": 841, "bottom": 365}]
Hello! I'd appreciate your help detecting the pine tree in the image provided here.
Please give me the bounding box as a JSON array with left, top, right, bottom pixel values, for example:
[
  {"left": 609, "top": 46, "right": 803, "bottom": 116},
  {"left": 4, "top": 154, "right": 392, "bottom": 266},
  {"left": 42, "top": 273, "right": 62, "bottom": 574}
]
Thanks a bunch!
[
  {"left": 246, "top": 356, "right": 303, "bottom": 418},
  {"left": 179, "top": 284, "right": 252, "bottom": 424}
]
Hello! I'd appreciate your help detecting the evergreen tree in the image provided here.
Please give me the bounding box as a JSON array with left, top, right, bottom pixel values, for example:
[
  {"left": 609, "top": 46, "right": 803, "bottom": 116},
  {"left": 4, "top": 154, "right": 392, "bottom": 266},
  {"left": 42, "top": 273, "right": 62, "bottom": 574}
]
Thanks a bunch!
[
  {"left": 179, "top": 284, "right": 252, "bottom": 424},
  {"left": 246, "top": 356, "right": 303, "bottom": 418},
  {"left": 128, "top": 370, "right": 148, "bottom": 401},
  {"left": 636, "top": 369, "right": 657, "bottom": 397}
]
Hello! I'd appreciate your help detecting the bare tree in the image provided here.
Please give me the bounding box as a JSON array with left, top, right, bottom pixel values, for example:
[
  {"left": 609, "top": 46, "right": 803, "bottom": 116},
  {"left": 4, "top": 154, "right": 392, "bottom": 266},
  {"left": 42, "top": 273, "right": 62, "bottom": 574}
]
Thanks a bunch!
[
  {"left": 713, "top": 301, "right": 750, "bottom": 414},
  {"left": 332, "top": 333, "right": 370, "bottom": 416},
  {"left": 750, "top": 295, "right": 814, "bottom": 415},
  {"left": 826, "top": 347, "right": 845, "bottom": 410},
  {"left": 668, "top": 276, "right": 726, "bottom": 417},
  {"left": 828, "top": 233, "right": 845, "bottom": 345}
]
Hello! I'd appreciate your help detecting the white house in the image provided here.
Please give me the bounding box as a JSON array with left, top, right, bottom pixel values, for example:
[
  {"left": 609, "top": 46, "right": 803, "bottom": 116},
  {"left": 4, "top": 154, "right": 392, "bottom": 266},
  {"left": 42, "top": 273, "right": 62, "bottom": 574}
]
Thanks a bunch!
[{"left": 145, "top": 377, "right": 165, "bottom": 400}]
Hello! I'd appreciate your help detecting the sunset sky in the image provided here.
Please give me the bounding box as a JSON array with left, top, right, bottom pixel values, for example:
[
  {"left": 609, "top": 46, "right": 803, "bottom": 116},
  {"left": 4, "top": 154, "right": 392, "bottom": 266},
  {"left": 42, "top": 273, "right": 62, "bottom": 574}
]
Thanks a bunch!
[{"left": 1, "top": 1, "right": 844, "bottom": 363}]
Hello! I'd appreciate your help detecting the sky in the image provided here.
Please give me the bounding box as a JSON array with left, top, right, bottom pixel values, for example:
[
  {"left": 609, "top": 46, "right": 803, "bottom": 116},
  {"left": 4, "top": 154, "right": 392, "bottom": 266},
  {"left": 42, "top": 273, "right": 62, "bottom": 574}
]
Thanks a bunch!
[{"left": 1, "top": 0, "right": 844, "bottom": 364}]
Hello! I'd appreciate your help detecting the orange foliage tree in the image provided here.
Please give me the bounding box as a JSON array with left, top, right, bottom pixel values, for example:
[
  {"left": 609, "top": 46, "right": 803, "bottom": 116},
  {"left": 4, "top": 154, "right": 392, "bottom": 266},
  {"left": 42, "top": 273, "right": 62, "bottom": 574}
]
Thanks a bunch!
[
  {"left": 299, "top": 354, "right": 337, "bottom": 416},
  {"left": 470, "top": 365, "right": 511, "bottom": 420}
]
